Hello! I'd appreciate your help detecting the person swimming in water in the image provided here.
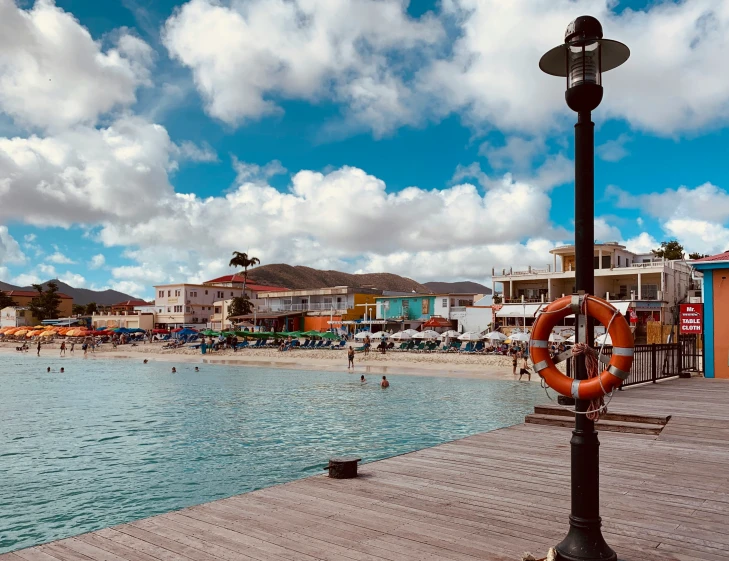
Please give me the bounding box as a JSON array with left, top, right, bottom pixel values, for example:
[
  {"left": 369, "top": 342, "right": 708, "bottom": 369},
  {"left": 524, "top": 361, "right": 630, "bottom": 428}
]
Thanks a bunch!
[
  {"left": 194, "top": 367, "right": 199, "bottom": 372},
  {"left": 380, "top": 375, "right": 389, "bottom": 388},
  {"left": 46, "top": 367, "right": 51, "bottom": 373},
  {"left": 360, "top": 375, "right": 366, "bottom": 383},
  {"left": 60, "top": 367, "right": 64, "bottom": 373},
  {"left": 143, "top": 359, "right": 148, "bottom": 364},
  {"left": 171, "top": 367, "right": 177, "bottom": 373}
]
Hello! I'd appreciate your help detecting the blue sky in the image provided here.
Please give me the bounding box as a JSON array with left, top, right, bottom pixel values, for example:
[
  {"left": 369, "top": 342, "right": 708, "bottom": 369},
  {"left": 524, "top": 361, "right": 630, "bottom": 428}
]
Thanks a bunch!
[{"left": 1, "top": 0, "right": 729, "bottom": 298}]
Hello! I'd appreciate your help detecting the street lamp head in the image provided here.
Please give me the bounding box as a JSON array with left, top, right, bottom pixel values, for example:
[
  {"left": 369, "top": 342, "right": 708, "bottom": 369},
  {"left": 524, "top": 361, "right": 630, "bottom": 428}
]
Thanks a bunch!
[{"left": 539, "top": 15, "right": 629, "bottom": 113}]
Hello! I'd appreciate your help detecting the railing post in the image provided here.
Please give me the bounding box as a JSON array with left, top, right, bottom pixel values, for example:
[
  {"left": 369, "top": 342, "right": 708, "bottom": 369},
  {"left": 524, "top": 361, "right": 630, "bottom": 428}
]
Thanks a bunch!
[
  {"left": 677, "top": 336, "right": 683, "bottom": 376},
  {"left": 651, "top": 343, "right": 657, "bottom": 383}
]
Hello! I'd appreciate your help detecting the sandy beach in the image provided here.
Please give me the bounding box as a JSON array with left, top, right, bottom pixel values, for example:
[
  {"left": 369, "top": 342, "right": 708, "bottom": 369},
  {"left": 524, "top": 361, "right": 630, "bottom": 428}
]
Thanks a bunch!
[{"left": 0, "top": 340, "right": 547, "bottom": 381}]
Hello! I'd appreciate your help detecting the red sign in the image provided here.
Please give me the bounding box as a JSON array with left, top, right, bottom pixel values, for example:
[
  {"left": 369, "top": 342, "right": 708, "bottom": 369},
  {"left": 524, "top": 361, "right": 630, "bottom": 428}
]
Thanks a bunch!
[{"left": 679, "top": 304, "right": 703, "bottom": 334}]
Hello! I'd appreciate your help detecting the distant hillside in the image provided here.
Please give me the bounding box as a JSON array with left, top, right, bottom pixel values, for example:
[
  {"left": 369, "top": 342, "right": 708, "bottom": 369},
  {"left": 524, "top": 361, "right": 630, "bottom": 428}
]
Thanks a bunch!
[
  {"left": 0, "top": 279, "right": 137, "bottom": 306},
  {"left": 424, "top": 281, "right": 492, "bottom": 294},
  {"left": 247, "top": 264, "right": 430, "bottom": 292}
]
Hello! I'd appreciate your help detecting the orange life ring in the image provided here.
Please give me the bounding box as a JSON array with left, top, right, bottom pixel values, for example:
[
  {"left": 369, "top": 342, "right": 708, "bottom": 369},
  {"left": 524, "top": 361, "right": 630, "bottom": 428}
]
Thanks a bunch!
[{"left": 529, "top": 295, "right": 634, "bottom": 399}]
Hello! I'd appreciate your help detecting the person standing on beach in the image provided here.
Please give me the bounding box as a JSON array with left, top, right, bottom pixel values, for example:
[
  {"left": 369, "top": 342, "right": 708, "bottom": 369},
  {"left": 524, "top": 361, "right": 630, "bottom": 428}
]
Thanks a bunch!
[
  {"left": 60, "top": 341, "right": 66, "bottom": 357},
  {"left": 37, "top": 341, "right": 41, "bottom": 356},
  {"left": 70, "top": 342, "right": 74, "bottom": 354},
  {"left": 519, "top": 357, "right": 531, "bottom": 381},
  {"left": 348, "top": 346, "right": 355, "bottom": 369},
  {"left": 380, "top": 375, "right": 389, "bottom": 388}
]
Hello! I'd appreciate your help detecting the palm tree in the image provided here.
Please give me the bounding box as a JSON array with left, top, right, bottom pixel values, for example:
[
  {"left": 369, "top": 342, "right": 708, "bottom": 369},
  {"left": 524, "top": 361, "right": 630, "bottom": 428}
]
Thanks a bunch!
[{"left": 228, "top": 251, "right": 261, "bottom": 293}]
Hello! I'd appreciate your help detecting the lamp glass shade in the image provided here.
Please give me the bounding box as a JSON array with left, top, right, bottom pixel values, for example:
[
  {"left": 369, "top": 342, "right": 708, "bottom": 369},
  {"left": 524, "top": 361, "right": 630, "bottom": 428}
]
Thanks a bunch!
[
  {"left": 568, "top": 41, "right": 601, "bottom": 88},
  {"left": 539, "top": 39, "right": 629, "bottom": 77}
]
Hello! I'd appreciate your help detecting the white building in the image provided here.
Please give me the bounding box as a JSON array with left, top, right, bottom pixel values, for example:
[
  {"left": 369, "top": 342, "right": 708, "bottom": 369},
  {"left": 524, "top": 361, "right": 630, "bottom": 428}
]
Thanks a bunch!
[
  {"left": 1, "top": 306, "right": 33, "bottom": 328},
  {"left": 492, "top": 242, "right": 695, "bottom": 336}
]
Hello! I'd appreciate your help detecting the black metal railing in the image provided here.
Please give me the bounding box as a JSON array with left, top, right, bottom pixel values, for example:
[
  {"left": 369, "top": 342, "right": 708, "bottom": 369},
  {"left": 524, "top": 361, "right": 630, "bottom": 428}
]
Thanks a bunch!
[{"left": 562, "top": 334, "right": 703, "bottom": 388}]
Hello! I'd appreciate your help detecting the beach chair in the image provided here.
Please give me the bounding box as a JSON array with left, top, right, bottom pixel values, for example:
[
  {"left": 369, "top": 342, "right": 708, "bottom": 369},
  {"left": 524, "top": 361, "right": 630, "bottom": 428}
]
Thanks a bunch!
[
  {"left": 448, "top": 341, "right": 462, "bottom": 352},
  {"left": 472, "top": 341, "right": 485, "bottom": 353},
  {"left": 322, "top": 340, "right": 332, "bottom": 348},
  {"left": 395, "top": 342, "right": 408, "bottom": 351},
  {"left": 460, "top": 342, "right": 474, "bottom": 353},
  {"left": 300, "top": 340, "right": 311, "bottom": 349},
  {"left": 314, "top": 340, "right": 324, "bottom": 349},
  {"left": 236, "top": 341, "right": 249, "bottom": 349},
  {"left": 333, "top": 340, "right": 346, "bottom": 349},
  {"left": 413, "top": 342, "right": 426, "bottom": 352}
]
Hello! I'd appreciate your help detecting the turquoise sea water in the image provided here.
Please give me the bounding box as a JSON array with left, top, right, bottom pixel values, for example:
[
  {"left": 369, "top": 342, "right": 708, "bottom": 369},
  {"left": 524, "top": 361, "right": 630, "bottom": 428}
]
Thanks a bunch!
[{"left": 0, "top": 356, "right": 544, "bottom": 553}]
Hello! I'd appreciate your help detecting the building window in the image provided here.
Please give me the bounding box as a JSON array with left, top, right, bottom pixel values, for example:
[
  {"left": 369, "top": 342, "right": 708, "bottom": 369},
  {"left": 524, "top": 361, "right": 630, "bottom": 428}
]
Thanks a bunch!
[
  {"left": 192, "top": 317, "right": 199, "bottom": 323},
  {"left": 402, "top": 300, "right": 410, "bottom": 314},
  {"left": 442, "top": 298, "right": 448, "bottom": 308},
  {"left": 626, "top": 259, "right": 630, "bottom": 266},
  {"left": 214, "top": 307, "right": 221, "bottom": 314},
  {"left": 175, "top": 290, "right": 181, "bottom": 297},
  {"left": 205, "top": 290, "right": 208, "bottom": 295},
  {"left": 167, "top": 290, "right": 171, "bottom": 297},
  {"left": 167, "top": 307, "right": 171, "bottom": 312},
  {"left": 158, "top": 290, "right": 164, "bottom": 298},
  {"left": 617, "top": 255, "right": 621, "bottom": 266},
  {"left": 217, "top": 291, "right": 224, "bottom": 298},
  {"left": 173, "top": 305, "right": 183, "bottom": 313},
  {"left": 185, "top": 307, "right": 191, "bottom": 313},
  {"left": 230, "top": 292, "right": 234, "bottom": 296}
]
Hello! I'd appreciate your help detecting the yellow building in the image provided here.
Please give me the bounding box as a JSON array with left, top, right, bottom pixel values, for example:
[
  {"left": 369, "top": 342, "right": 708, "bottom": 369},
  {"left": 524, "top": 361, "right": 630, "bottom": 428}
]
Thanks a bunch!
[{"left": 4, "top": 290, "right": 74, "bottom": 319}]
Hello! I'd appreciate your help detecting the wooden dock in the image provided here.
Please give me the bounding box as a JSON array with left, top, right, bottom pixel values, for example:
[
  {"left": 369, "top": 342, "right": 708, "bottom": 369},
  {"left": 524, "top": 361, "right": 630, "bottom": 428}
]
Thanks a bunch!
[{"left": 4, "top": 378, "right": 729, "bottom": 561}]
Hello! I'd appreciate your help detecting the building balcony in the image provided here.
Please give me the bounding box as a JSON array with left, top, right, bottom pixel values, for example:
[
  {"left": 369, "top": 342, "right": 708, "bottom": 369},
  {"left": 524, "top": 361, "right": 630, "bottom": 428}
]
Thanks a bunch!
[{"left": 265, "top": 303, "right": 348, "bottom": 312}]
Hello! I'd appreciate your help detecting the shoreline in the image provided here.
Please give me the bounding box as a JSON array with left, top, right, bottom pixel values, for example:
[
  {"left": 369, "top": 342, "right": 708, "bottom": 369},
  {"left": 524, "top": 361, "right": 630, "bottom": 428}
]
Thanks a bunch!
[{"left": 0, "top": 342, "right": 539, "bottom": 381}]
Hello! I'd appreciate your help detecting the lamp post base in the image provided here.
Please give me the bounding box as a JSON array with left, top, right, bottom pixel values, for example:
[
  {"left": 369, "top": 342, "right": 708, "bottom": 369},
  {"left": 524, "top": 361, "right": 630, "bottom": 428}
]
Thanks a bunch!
[{"left": 555, "top": 515, "right": 617, "bottom": 561}]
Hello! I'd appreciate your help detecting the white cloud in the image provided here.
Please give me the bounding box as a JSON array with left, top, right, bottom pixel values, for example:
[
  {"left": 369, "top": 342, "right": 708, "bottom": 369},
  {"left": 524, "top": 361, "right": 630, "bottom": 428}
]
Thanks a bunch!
[
  {"left": 624, "top": 183, "right": 729, "bottom": 224},
  {"left": 233, "top": 157, "right": 287, "bottom": 183},
  {"left": 0, "top": 0, "right": 153, "bottom": 130},
  {"left": 0, "top": 226, "right": 26, "bottom": 265},
  {"left": 597, "top": 134, "right": 631, "bottom": 163},
  {"left": 47, "top": 251, "right": 76, "bottom": 264},
  {"left": 12, "top": 272, "right": 40, "bottom": 286},
  {"left": 58, "top": 271, "right": 86, "bottom": 287},
  {"left": 422, "top": 0, "right": 729, "bottom": 136},
  {"left": 112, "top": 280, "right": 146, "bottom": 297},
  {"left": 595, "top": 218, "right": 622, "bottom": 242},
  {"left": 162, "top": 0, "right": 444, "bottom": 135},
  {"left": 23, "top": 233, "right": 36, "bottom": 242},
  {"left": 176, "top": 141, "right": 217, "bottom": 163},
  {"left": 622, "top": 232, "right": 658, "bottom": 254},
  {"left": 663, "top": 219, "right": 729, "bottom": 255},
  {"left": 89, "top": 254, "right": 106, "bottom": 269},
  {"left": 38, "top": 263, "right": 56, "bottom": 277},
  {"left": 0, "top": 115, "right": 177, "bottom": 227}
]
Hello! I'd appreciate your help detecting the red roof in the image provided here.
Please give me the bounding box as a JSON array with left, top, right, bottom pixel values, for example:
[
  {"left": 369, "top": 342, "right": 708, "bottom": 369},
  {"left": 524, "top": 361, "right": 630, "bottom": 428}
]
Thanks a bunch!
[
  {"left": 422, "top": 316, "right": 453, "bottom": 328},
  {"left": 204, "top": 274, "right": 288, "bottom": 292},
  {"left": 112, "top": 299, "right": 152, "bottom": 307},
  {"left": 692, "top": 251, "right": 729, "bottom": 263},
  {"left": 5, "top": 290, "right": 72, "bottom": 299}
]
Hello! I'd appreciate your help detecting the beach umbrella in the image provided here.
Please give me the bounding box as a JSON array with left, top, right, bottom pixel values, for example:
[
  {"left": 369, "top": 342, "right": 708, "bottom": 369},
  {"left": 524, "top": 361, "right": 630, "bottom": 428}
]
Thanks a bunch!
[
  {"left": 458, "top": 331, "right": 483, "bottom": 341},
  {"left": 484, "top": 331, "right": 507, "bottom": 341},
  {"left": 389, "top": 331, "right": 411, "bottom": 340},
  {"left": 509, "top": 331, "right": 530, "bottom": 342},
  {"left": 301, "top": 330, "right": 323, "bottom": 337},
  {"left": 320, "top": 332, "right": 339, "bottom": 340},
  {"left": 595, "top": 332, "right": 613, "bottom": 345},
  {"left": 14, "top": 330, "right": 28, "bottom": 337},
  {"left": 440, "top": 330, "right": 461, "bottom": 339},
  {"left": 403, "top": 329, "right": 419, "bottom": 336},
  {"left": 370, "top": 331, "right": 389, "bottom": 339},
  {"left": 40, "top": 330, "right": 56, "bottom": 337},
  {"left": 413, "top": 330, "right": 440, "bottom": 339},
  {"left": 354, "top": 331, "right": 371, "bottom": 340},
  {"left": 549, "top": 332, "right": 566, "bottom": 343}
]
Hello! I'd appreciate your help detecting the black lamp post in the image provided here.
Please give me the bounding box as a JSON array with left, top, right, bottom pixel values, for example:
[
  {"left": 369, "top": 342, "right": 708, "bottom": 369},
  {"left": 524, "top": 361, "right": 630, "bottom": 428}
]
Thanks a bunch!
[{"left": 539, "top": 16, "right": 629, "bottom": 561}]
